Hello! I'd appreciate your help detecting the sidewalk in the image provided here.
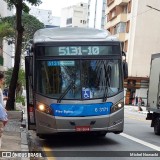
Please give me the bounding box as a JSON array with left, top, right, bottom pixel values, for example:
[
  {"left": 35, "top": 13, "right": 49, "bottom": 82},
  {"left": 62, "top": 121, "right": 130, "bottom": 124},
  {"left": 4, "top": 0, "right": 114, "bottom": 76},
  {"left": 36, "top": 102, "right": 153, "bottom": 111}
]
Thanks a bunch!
[
  {"left": 124, "top": 105, "right": 148, "bottom": 114},
  {"left": 0, "top": 110, "right": 29, "bottom": 160}
]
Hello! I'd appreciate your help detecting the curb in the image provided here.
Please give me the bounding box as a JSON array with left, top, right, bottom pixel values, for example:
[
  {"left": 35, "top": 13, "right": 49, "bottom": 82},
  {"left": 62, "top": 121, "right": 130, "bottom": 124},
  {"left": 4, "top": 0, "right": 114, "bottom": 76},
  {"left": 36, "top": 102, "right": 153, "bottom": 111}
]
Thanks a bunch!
[{"left": 20, "top": 112, "right": 30, "bottom": 160}]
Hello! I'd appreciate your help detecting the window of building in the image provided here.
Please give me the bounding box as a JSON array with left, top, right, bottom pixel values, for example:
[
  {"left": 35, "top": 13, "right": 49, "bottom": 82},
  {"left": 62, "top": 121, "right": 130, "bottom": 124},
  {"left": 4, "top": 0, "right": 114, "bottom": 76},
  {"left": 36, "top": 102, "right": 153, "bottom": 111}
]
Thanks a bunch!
[
  {"left": 66, "top": 18, "right": 72, "bottom": 25},
  {"left": 128, "top": 0, "right": 132, "bottom": 13},
  {"left": 124, "top": 40, "right": 128, "bottom": 52},
  {"left": 80, "top": 20, "right": 83, "bottom": 23},
  {"left": 108, "top": 7, "right": 117, "bottom": 20},
  {"left": 117, "top": 22, "right": 126, "bottom": 33},
  {"left": 123, "top": 5, "right": 128, "bottom": 13},
  {"left": 81, "top": 3, "right": 83, "bottom": 7},
  {"left": 111, "top": 9, "right": 116, "bottom": 18},
  {"left": 110, "top": 26, "right": 114, "bottom": 35},
  {"left": 113, "top": 25, "right": 117, "bottom": 35},
  {"left": 126, "top": 20, "right": 130, "bottom": 33},
  {"left": 107, "top": 0, "right": 114, "bottom": 6}
]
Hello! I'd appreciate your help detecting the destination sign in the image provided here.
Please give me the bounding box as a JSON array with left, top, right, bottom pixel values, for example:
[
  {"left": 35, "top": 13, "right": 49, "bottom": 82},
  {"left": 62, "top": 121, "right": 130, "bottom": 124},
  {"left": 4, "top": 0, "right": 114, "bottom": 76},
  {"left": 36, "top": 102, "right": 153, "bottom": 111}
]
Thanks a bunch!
[
  {"left": 37, "top": 45, "right": 120, "bottom": 56},
  {"left": 58, "top": 46, "right": 99, "bottom": 55}
]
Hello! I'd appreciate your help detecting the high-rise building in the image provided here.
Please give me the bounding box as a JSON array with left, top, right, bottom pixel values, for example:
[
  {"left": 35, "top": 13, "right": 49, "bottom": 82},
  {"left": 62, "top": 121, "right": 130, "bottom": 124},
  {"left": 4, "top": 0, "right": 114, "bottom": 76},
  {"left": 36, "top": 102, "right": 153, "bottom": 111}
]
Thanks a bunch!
[
  {"left": 29, "top": 8, "right": 60, "bottom": 27},
  {"left": 61, "top": 2, "right": 88, "bottom": 28},
  {"left": 105, "top": 0, "right": 160, "bottom": 105},
  {"left": 87, "top": 0, "right": 106, "bottom": 29}
]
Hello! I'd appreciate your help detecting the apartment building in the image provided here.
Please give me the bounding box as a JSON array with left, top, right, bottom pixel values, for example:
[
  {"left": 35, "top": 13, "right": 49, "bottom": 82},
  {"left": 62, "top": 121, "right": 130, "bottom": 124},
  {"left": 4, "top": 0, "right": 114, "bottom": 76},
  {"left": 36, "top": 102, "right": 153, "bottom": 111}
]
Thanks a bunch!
[
  {"left": 61, "top": 2, "right": 87, "bottom": 27},
  {"left": 87, "top": 0, "right": 106, "bottom": 29},
  {"left": 0, "top": 0, "right": 14, "bottom": 70},
  {"left": 105, "top": 0, "right": 160, "bottom": 105}
]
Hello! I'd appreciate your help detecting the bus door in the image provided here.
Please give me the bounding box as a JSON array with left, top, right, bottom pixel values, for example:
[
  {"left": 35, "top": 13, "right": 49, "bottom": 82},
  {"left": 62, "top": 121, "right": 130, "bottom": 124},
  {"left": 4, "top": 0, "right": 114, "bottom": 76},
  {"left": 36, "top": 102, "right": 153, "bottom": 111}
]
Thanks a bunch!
[{"left": 25, "top": 56, "right": 36, "bottom": 130}]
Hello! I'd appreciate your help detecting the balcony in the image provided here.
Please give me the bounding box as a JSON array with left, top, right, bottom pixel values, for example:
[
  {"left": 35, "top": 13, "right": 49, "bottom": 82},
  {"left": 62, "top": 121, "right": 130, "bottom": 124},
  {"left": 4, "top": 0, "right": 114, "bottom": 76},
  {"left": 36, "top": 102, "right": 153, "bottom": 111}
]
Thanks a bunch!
[
  {"left": 106, "top": 13, "right": 127, "bottom": 29},
  {"left": 107, "top": 0, "right": 129, "bottom": 11},
  {"left": 116, "top": 0, "right": 130, "bottom": 6}
]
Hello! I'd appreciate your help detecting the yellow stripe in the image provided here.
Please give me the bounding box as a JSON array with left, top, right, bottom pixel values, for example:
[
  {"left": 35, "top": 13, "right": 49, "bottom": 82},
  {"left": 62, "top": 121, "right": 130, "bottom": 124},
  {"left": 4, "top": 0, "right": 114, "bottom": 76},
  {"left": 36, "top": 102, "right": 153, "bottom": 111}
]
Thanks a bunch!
[
  {"left": 43, "top": 146, "right": 56, "bottom": 160},
  {"left": 125, "top": 115, "right": 150, "bottom": 123}
]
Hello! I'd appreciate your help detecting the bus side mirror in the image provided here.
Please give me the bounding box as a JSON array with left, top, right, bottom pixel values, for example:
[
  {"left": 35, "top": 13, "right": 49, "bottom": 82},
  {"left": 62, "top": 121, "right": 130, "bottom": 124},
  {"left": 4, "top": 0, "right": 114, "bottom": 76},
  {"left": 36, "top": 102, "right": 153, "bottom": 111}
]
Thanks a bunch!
[{"left": 123, "top": 61, "right": 128, "bottom": 79}]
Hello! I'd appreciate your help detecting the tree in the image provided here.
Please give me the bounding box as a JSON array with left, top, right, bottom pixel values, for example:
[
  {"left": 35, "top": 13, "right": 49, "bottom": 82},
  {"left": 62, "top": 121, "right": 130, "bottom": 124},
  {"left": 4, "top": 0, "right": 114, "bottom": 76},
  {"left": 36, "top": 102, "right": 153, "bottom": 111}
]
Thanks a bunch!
[
  {"left": 0, "top": 22, "right": 14, "bottom": 46},
  {"left": 3, "top": 0, "right": 42, "bottom": 110},
  {"left": 1, "top": 13, "right": 44, "bottom": 46},
  {"left": 0, "top": 22, "right": 14, "bottom": 38},
  {"left": 5, "top": 68, "right": 25, "bottom": 97}
]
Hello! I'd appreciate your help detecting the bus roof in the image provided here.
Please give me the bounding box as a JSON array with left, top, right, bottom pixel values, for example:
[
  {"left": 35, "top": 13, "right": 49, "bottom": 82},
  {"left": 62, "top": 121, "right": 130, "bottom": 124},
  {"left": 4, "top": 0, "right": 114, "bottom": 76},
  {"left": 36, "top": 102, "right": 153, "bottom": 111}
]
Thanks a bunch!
[{"left": 33, "top": 27, "right": 119, "bottom": 43}]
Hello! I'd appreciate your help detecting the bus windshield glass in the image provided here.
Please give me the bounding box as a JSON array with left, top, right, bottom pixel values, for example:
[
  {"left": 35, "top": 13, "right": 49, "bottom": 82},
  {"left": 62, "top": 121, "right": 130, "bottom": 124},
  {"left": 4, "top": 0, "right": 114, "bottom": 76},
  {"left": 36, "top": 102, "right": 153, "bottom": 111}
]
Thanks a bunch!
[{"left": 36, "top": 59, "right": 122, "bottom": 100}]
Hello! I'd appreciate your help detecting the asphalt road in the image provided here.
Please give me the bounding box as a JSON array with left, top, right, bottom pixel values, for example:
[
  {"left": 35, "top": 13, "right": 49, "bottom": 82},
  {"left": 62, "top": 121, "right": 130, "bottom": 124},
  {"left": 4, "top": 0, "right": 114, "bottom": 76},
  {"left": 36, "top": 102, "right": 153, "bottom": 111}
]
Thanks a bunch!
[{"left": 28, "top": 108, "right": 160, "bottom": 160}]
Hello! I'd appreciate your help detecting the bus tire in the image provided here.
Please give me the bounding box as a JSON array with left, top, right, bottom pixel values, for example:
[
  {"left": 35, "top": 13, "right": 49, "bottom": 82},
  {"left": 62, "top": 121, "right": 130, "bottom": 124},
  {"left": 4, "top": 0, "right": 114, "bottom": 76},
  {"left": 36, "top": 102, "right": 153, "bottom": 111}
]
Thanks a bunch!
[{"left": 154, "top": 117, "right": 160, "bottom": 135}]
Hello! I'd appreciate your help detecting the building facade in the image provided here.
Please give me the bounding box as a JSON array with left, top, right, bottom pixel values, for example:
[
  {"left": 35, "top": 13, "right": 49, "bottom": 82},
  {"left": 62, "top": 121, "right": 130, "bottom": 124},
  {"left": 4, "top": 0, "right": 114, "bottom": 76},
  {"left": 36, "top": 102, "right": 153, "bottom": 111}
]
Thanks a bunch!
[
  {"left": 29, "top": 8, "right": 60, "bottom": 27},
  {"left": 105, "top": 0, "right": 160, "bottom": 105},
  {"left": 87, "top": 0, "right": 106, "bottom": 29},
  {"left": 0, "top": 0, "right": 14, "bottom": 70},
  {"left": 61, "top": 2, "right": 88, "bottom": 27}
]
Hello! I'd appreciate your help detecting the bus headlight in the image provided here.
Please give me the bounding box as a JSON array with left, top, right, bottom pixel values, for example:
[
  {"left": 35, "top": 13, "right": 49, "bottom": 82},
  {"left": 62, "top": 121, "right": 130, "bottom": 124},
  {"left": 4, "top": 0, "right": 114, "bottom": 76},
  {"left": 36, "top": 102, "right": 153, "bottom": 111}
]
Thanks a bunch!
[
  {"left": 36, "top": 103, "right": 53, "bottom": 115},
  {"left": 111, "top": 101, "right": 124, "bottom": 113}
]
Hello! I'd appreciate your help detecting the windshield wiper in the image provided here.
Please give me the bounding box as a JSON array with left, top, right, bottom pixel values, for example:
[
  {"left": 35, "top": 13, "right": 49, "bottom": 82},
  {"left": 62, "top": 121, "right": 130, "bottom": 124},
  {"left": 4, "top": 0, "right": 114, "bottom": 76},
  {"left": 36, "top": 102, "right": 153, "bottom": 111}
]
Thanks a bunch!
[
  {"left": 103, "top": 65, "right": 111, "bottom": 102},
  {"left": 57, "top": 81, "right": 75, "bottom": 103}
]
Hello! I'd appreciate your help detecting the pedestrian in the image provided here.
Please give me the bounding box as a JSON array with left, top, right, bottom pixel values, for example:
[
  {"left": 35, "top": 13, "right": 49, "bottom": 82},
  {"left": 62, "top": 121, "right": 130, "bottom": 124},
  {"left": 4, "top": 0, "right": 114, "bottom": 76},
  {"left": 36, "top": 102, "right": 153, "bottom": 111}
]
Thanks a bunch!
[
  {"left": 138, "top": 97, "right": 143, "bottom": 111},
  {"left": 0, "top": 72, "right": 8, "bottom": 148},
  {"left": 0, "top": 72, "right": 8, "bottom": 108},
  {"left": 0, "top": 103, "right": 8, "bottom": 148},
  {"left": 135, "top": 96, "right": 138, "bottom": 106}
]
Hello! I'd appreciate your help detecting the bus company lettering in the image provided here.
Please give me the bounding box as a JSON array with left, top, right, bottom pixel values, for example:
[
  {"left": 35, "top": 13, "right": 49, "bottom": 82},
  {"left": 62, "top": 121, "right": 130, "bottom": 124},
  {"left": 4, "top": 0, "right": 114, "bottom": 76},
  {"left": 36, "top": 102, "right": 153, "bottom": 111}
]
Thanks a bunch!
[{"left": 55, "top": 110, "right": 73, "bottom": 114}]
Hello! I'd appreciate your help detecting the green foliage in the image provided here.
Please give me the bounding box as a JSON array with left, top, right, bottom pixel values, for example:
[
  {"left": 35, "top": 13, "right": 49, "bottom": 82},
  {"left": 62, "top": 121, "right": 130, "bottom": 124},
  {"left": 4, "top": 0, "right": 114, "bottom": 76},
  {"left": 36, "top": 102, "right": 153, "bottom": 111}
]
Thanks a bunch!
[
  {"left": 16, "top": 96, "right": 25, "bottom": 106},
  {"left": 5, "top": 68, "right": 12, "bottom": 87},
  {"left": 22, "top": 13, "right": 44, "bottom": 41},
  {"left": 3, "top": 0, "right": 42, "bottom": 110},
  {"left": 0, "top": 22, "right": 15, "bottom": 38},
  {"left": 3, "top": 0, "right": 42, "bottom": 11},
  {"left": 0, "top": 13, "right": 44, "bottom": 41},
  {"left": 5, "top": 68, "right": 25, "bottom": 91}
]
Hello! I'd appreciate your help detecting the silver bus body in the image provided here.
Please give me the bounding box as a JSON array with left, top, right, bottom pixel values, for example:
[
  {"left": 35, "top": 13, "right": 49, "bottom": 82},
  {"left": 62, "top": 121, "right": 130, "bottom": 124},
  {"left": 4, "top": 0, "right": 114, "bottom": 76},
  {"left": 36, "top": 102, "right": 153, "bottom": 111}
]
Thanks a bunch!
[{"left": 26, "top": 27, "right": 124, "bottom": 136}]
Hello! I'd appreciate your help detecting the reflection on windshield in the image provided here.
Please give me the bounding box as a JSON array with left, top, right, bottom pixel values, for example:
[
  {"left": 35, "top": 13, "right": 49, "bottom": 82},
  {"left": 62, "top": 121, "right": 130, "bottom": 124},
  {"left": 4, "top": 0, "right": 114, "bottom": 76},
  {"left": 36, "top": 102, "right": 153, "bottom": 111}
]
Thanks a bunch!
[{"left": 36, "top": 60, "right": 122, "bottom": 100}]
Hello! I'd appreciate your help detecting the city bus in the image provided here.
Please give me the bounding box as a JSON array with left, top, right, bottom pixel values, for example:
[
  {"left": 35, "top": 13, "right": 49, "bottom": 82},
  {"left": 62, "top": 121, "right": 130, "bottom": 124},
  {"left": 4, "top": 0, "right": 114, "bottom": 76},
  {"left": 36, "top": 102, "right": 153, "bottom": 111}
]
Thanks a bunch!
[{"left": 25, "top": 27, "right": 128, "bottom": 138}]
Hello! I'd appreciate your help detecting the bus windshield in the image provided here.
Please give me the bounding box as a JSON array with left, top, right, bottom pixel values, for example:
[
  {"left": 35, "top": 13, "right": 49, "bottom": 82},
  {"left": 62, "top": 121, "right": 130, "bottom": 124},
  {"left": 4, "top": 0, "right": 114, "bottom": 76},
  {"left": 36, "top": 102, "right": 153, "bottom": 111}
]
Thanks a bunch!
[{"left": 36, "top": 59, "right": 122, "bottom": 100}]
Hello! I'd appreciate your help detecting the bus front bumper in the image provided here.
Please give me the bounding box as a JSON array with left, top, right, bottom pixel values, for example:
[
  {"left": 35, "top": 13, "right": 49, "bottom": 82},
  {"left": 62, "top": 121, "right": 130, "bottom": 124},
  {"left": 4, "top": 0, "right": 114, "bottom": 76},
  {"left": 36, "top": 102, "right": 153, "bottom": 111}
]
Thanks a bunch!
[{"left": 35, "top": 108, "right": 124, "bottom": 134}]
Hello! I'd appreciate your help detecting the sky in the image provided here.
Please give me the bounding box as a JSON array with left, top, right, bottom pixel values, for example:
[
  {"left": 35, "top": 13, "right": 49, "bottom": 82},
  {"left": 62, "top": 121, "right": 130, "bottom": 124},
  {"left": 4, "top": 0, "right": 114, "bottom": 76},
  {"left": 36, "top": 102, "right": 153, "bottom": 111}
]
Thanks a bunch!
[{"left": 37, "top": 0, "right": 88, "bottom": 17}]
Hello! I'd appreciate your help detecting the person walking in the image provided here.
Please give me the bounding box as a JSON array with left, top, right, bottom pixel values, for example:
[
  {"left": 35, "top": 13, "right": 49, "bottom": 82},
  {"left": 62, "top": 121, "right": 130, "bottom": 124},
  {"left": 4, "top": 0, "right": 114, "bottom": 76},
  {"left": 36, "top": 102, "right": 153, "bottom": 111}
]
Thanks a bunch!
[
  {"left": 138, "top": 97, "right": 143, "bottom": 111},
  {"left": 0, "top": 72, "right": 8, "bottom": 148},
  {"left": 135, "top": 96, "right": 138, "bottom": 106}
]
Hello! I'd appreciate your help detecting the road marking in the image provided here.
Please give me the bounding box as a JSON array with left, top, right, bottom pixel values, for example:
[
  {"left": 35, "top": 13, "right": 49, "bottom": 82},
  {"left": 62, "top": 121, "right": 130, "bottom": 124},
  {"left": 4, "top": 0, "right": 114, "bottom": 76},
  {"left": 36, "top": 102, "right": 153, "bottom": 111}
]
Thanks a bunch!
[
  {"left": 125, "top": 115, "right": 150, "bottom": 123},
  {"left": 43, "top": 146, "right": 56, "bottom": 160},
  {"left": 120, "top": 133, "right": 160, "bottom": 151}
]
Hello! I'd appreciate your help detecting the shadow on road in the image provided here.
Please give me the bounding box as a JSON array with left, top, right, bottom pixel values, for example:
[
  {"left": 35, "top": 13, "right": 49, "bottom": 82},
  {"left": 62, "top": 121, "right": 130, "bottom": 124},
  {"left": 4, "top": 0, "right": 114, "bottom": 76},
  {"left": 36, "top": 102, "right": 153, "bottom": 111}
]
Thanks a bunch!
[{"left": 40, "top": 133, "right": 119, "bottom": 148}]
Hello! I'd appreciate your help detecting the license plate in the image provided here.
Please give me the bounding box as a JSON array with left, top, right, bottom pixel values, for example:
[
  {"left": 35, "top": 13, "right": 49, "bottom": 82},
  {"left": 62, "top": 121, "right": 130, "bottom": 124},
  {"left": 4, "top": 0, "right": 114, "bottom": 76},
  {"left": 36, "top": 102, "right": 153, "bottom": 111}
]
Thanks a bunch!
[{"left": 75, "top": 126, "right": 90, "bottom": 132}]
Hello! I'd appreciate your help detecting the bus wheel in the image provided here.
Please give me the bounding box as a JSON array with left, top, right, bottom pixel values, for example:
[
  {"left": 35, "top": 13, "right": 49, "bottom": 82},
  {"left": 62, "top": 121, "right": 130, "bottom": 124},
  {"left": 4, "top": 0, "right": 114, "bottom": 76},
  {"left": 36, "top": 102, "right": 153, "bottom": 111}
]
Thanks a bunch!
[{"left": 154, "top": 117, "right": 160, "bottom": 135}]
